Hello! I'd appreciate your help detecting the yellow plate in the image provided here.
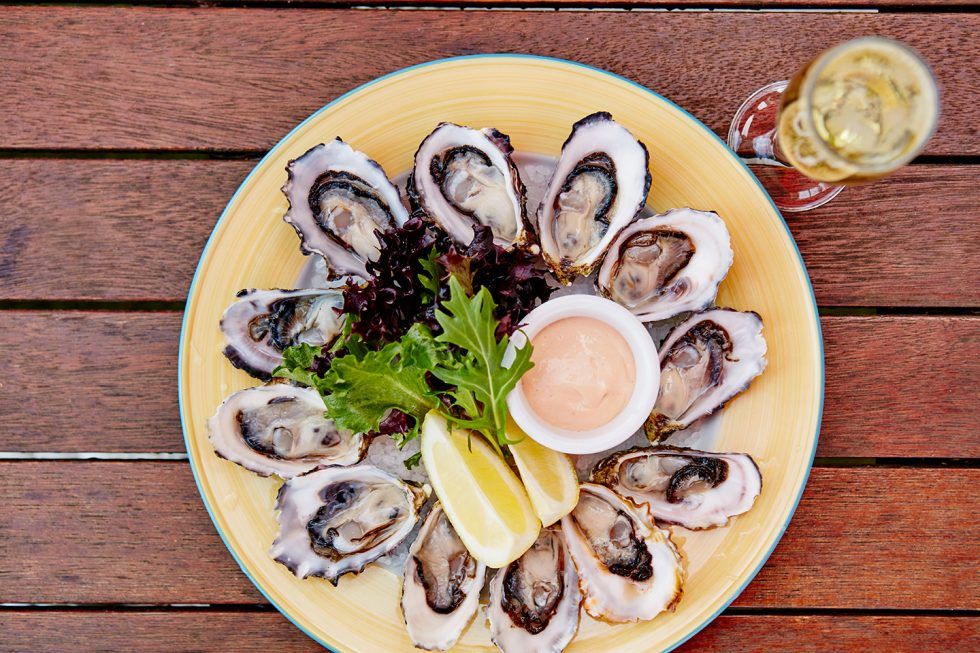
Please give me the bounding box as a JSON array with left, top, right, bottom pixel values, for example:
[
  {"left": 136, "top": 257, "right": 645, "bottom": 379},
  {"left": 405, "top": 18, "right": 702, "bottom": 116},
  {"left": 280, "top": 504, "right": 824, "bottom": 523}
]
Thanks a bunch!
[{"left": 179, "top": 55, "right": 823, "bottom": 653}]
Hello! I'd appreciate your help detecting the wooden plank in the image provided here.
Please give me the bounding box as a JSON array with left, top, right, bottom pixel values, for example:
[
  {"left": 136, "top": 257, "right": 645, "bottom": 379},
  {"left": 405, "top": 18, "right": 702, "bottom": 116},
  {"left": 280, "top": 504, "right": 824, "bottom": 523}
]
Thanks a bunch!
[
  {"left": 0, "top": 311, "right": 184, "bottom": 453},
  {"left": 1, "top": 160, "right": 977, "bottom": 306},
  {"left": 20, "top": 0, "right": 980, "bottom": 6},
  {"left": 0, "top": 612, "right": 977, "bottom": 652},
  {"left": 0, "top": 462, "right": 976, "bottom": 608},
  {"left": 820, "top": 316, "right": 980, "bottom": 459},
  {"left": 0, "top": 9, "right": 975, "bottom": 155},
  {"left": 2, "top": 312, "right": 977, "bottom": 457}
]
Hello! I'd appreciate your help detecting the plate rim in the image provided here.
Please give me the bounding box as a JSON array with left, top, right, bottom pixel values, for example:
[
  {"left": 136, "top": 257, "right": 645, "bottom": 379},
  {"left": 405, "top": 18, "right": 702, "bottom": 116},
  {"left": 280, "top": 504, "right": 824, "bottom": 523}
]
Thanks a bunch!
[{"left": 178, "top": 53, "right": 824, "bottom": 653}]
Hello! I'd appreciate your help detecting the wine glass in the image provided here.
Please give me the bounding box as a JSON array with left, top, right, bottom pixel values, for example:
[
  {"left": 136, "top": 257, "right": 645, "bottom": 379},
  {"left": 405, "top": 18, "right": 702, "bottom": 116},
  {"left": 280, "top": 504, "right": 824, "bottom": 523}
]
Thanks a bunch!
[{"left": 728, "top": 37, "right": 939, "bottom": 212}]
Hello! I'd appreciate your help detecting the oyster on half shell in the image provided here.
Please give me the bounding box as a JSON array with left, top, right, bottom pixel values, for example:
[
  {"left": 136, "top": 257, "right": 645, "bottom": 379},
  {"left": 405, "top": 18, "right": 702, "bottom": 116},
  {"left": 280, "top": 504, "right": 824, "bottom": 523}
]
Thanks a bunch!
[
  {"left": 283, "top": 138, "right": 409, "bottom": 279},
  {"left": 536, "top": 112, "right": 651, "bottom": 284},
  {"left": 596, "top": 208, "right": 733, "bottom": 322},
  {"left": 207, "top": 384, "right": 368, "bottom": 478},
  {"left": 592, "top": 446, "right": 762, "bottom": 530},
  {"left": 220, "top": 285, "right": 346, "bottom": 380},
  {"left": 272, "top": 465, "right": 427, "bottom": 585},
  {"left": 561, "top": 484, "right": 683, "bottom": 623},
  {"left": 409, "top": 122, "right": 532, "bottom": 250},
  {"left": 401, "top": 503, "right": 486, "bottom": 651},
  {"left": 648, "top": 308, "right": 767, "bottom": 441},
  {"left": 487, "top": 526, "right": 582, "bottom": 653}
]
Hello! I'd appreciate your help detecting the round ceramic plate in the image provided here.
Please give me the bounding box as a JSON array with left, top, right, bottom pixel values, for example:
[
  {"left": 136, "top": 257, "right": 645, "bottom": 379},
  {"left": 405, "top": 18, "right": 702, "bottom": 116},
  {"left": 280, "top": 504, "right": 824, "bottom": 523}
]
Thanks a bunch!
[{"left": 179, "top": 55, "right": 823, "bottom": 653}]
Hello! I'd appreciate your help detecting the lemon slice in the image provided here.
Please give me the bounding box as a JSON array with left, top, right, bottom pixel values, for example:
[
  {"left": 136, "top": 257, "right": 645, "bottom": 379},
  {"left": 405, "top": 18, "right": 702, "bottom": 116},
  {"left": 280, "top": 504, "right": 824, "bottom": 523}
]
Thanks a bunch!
[
  {"left": 421, "top": 411, "right": 540, "bottom": 568},
  {"left": 507, "top": 418, "right": 580, "bottom": 526}
]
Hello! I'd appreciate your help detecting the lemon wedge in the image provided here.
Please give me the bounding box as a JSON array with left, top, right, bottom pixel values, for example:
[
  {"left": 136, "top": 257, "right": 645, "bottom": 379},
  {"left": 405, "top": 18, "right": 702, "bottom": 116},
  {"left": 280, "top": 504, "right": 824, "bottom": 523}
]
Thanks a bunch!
[
  {"left": 421, "top": 411, "right": 540, "bottom": 568},
  {"left": 507, "top": 418, "right": 580, "bottom": 526}
]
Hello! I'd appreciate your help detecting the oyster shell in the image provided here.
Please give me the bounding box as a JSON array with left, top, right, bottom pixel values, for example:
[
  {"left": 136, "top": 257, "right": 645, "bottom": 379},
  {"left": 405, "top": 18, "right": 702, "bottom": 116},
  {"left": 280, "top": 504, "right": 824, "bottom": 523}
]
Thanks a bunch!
[
  {"left": 487, "top": 526, "right": 582, "bottom": 653},
  {"left": 401, "top": 503, "right": 486, "bottom": 651},
  {"left": 207, "top": 384, "right": 368, "bottom": 478},
  {"left": 283, "top": 138, "right": 409, "bottom": 279},
  {"left": 596, "top": 208, "right": 733, "bottom": 322},
  {"left": 536, "top": 113, "right": 651, "bottom": 284},
  {"left": 648, "top": 308, "right": 767, "bottom": 441},
  {"left": 409, "top": 123, "right": 531, "bottom": 250},
  {"left": 220, "top": 286, "right": 345, "bottom": 380},
  {"left": 560, "top": 484, "right": 683, "bottom": 623},
  {"left": 271, "top": 464, "right": 426, "bottom": 584},
  {"left": 592, "top": 446, "right": 762, "bottom": 530}
]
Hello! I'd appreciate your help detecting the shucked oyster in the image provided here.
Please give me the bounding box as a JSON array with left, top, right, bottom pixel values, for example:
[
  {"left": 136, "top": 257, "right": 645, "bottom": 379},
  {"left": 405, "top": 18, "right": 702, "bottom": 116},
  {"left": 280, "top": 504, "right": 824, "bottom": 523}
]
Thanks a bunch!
[
  {"left": 596, "top": 208, "right": 733, "bottom": 322},
  {"left": 207, "top": 384, "right": 368, "bottom": 478},
  {"left": 536, "top": 113, "right": 651, "bottom": 284},
  {"left": 283, "top": 138, "right": 409, "bottom": 279},
  {"left": 272, "top": 465, "right": 427, "bottom": 584},
  {"left": 592, "top": 446, "right": 762, "bottom": 530},
  {"left": 409, "top": 123, "right": 532, "bottom": 250},
  {"left": 401, "top": 503, "right": 486, "bottom": 651},
  {"left": 220, "top": 286, "right": 345, "bottom": 380},
  {"left": 487, "top": 526, "right": 582, "bottom": 653},
  {"left": 648, "top": 308, "right": 767, "bottom": 441},
  {"left": 561, "top": 484, "right": 683, "bottom": 623}
]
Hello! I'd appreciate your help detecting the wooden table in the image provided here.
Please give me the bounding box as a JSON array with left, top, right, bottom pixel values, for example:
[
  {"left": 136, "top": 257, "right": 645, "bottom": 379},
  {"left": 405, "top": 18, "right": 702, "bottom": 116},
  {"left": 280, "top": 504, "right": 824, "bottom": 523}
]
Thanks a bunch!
[{"left": 1, "top": 2, "right": 978, "bottom": 651}]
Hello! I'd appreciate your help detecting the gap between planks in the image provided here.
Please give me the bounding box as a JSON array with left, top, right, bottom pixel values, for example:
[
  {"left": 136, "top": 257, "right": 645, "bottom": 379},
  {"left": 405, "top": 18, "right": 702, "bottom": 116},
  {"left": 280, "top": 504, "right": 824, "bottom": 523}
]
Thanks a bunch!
[
  {"left": 0, "top": 604, "right": 976, "bottom": 617},
  {"left": 0, "top": 301, "right": 976, "bottom": 316},
  {"left": 0, "top": 454, "right": 976, "bottom": 467},
  {"left": 0, "top": 150, "right": 975, "bottom": 163}
]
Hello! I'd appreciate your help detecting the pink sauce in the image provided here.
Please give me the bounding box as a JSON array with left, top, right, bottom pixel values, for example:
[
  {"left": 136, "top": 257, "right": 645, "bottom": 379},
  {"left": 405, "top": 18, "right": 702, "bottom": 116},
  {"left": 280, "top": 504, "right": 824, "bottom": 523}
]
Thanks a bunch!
[{"left": 521, "top": 317, "right": 636, "bottom": 432}]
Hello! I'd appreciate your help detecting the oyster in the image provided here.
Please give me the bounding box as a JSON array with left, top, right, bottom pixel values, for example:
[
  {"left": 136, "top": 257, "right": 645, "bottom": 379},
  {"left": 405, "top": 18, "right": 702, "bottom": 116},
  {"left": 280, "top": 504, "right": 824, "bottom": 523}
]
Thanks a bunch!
[
  {"left": 409, "top": 122, "right": 531, "bottom": 249},
  {"left": 272, "top": 464, "right": 426, "bottom": 584},
  {"left": 207, "top": 384, "right": 368, "bottom": 478},
  {"left": 596, "top": 208, "right": 733, "bottom": 322},
  {"left": 592, "top": 446, "right": 762, "bottom": 530},
  {"left": 561, "top": 484, "right": 683, "bottom": 623},
  {"left": 401, "top": 503, "right": 486, "bottom": 651},
  {"left": 283, "top": 138, "right": 409, "bottom": 279},
  {"left": 648, "top": 308, "right": 767, "bottom": 441},
  {"left": 536, "top": 112, "right": 651, "bottom": 284},
  {"left": 220, "top": 286, "right": 345, "bottom": 380},
  {"left": 487, "top": 526, "right": 582, "bottom": 653}
]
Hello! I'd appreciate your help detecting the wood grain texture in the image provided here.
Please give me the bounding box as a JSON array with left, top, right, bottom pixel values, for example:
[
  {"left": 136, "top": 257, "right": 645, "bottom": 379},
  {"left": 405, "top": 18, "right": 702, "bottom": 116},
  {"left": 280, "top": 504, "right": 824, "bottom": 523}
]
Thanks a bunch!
[
  {"left": 1, "top": 160, "right": 978, "bottom": 306},
  {"left": 0, "top": 611, "right": 976, "bottom": 652},
  {"left": 20, "top": 0, "right": 980, "bottom": 6},
  {"left": 0, "top": 462, "right": 976, "bottom": 608},
  {"left": 0, "top": 9, "right": 976, "bottom": 154},
  {"left": 2, "top": 312, "right": 977, "bottom": 456}
]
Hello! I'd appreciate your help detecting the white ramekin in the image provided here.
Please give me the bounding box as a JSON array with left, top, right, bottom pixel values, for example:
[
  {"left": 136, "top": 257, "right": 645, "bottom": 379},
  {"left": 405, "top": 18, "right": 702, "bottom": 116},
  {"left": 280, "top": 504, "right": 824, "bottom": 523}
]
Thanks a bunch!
[{"left": 504, "top": 294, "right": 660, "bottom": 455}]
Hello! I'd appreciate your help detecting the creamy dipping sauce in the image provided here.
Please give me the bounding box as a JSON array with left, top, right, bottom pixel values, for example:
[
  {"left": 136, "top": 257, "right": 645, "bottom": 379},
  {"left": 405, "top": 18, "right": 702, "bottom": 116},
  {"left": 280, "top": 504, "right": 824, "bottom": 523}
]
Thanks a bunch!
[{"left": 521, "top": 317, "right": 636, "bottom": 432}]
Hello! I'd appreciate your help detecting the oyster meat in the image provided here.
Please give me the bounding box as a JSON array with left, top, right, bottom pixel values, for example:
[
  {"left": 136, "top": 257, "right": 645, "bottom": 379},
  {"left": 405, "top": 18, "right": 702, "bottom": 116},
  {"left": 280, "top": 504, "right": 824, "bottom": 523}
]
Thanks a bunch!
[
  {"left": 592, "top": 446, "right": 762, "bottom": 530},
  {"left": 401, "top": 503, "right": 486, "bottom": 651},
  {"left": 283, "top": 138, "right": 409, "bottom": 279},
  {"left": 409, "top": 123, "right": 531, "bottom": 250},
  {"left": 536, "top": 113, "right": 651, "bottom": 284},
  {"left": 220, "top": 286, "right": 345, "bottom": 380},
  {"left": 207, "top": 384, "right": 368, "bottom": 478},
  {"left": 272, "top": 464, "right": 426, "bottom": 584},
  {"left": 648, "top": 308, "right": 767, "bottom": 441},
  {"left": 487, "top": 526, "right": 582, "bottom": 653},
  {"left": 596, "top": 208, "right": 733, "bottom": 322},
  {"left": 560, "top": 484, "right": 683, "bottom": 623}
]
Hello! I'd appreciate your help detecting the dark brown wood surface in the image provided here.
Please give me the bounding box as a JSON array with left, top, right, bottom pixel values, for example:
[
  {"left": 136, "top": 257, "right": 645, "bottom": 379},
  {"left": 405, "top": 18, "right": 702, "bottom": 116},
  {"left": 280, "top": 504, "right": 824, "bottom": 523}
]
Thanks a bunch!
[
  {"left": 2, "top": 312, "right": 977, "bottom": 457},
  {"left": 1, "top": 2, "right": 977, "bottom": 650},
  {"left": 0, "top": 9, "right": 977, "bottom": 155},
  {"left": 1, "top": 462, "right": 977, "bottom": 608},
  {"left": 1, "top": 161, "right": 977, "bottom": 306},
  {"left": 1, "top": 612, "right": 977, "bottom": 652}
]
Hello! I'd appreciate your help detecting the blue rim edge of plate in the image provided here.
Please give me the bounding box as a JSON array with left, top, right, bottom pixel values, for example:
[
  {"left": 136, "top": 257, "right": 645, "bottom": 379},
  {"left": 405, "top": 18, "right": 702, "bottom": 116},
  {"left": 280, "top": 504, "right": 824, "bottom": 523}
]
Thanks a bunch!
[{"left": 178, "top": 53, "right": 824, "bottom": 653}]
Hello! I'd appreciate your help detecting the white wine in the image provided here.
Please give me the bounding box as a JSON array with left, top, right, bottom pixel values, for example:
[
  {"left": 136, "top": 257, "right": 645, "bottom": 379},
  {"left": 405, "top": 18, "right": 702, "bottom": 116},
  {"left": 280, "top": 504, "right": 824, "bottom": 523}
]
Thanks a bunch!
[{"left": 777, "top": 37, "right": 938, "bottom": 184}]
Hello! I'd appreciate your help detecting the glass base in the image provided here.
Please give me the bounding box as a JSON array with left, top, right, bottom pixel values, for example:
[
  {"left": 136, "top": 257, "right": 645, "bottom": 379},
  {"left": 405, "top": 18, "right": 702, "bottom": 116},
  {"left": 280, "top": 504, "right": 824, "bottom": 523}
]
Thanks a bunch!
[{"left": 728, "top": 81, "right": 844, "bottom": 213}]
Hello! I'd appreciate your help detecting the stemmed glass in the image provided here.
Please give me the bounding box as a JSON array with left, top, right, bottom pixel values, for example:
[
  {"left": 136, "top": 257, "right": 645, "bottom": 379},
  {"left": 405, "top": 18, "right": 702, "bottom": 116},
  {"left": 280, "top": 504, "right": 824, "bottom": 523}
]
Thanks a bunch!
[{"left": 728, "top": 37, "right": 939, "bottom": 212}]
